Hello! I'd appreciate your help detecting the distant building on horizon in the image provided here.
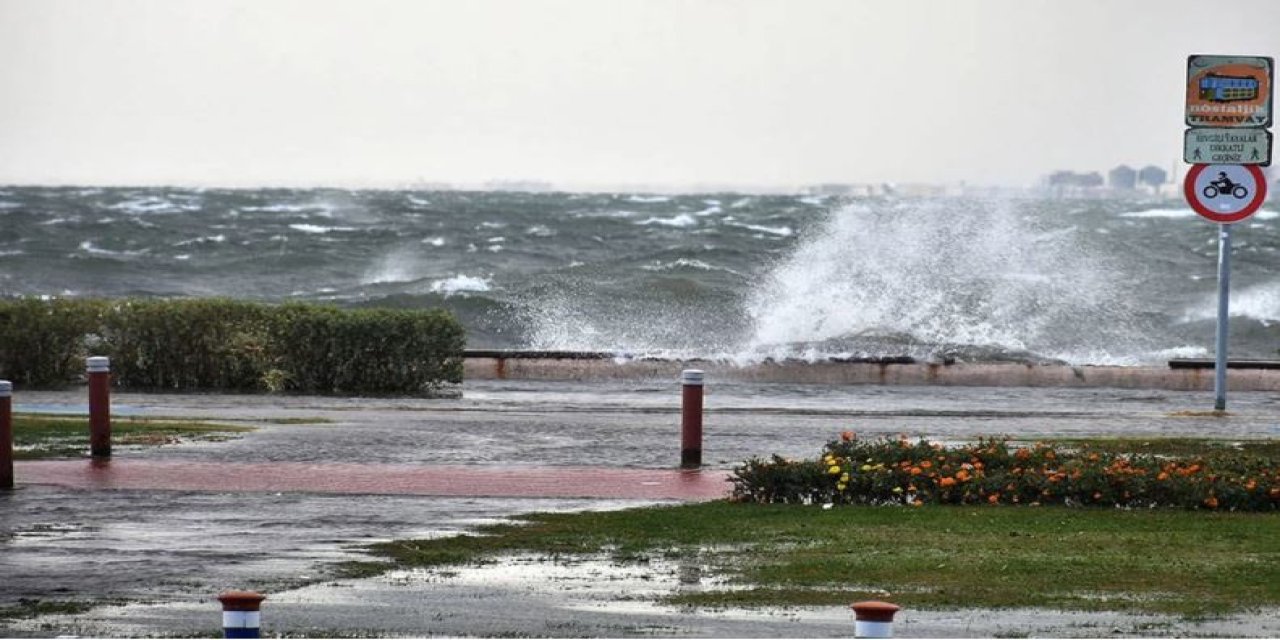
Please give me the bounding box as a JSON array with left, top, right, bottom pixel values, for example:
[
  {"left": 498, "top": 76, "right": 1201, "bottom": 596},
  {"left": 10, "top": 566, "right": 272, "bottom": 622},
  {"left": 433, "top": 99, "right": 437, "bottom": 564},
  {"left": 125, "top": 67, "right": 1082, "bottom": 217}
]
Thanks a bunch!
[{"left": 1108, "top": 165, "right": 1137, "bottom": 190}]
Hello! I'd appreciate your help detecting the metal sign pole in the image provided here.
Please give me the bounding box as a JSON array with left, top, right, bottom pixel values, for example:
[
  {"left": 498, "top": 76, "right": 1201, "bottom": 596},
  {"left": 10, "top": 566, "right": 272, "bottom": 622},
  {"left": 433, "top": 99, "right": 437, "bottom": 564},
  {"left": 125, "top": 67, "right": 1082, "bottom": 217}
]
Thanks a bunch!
[{"left": 1213, "top": 223, "right": 1232, "bottom": 411}]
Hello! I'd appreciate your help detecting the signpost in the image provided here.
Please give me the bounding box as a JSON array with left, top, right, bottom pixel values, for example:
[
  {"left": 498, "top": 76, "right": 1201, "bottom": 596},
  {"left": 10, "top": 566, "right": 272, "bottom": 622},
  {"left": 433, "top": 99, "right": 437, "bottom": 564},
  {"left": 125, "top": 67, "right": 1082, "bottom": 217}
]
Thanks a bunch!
[{"left": 1183, "top": 54, "right": 1274, "bottom": 411}]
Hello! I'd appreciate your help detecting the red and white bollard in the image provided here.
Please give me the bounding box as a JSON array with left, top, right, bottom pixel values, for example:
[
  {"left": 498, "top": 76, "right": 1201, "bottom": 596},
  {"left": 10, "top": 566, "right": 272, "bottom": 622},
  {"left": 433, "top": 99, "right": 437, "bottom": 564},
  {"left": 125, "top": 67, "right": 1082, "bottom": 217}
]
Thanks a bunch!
[
  {"left": 680, "top": 369, "right": 703, "bottom": 468},
  {"left": 87, "top": 356, "right": 111, "bottom": 458},
  {"left": 852, "top": 600, "right": 901, "bottom": 638},
  {"left": 218, "top": 590, "right": 265, "bottom": 638},
  {"left": 1, "top": 380, "right": 12, "bottom": 490}
]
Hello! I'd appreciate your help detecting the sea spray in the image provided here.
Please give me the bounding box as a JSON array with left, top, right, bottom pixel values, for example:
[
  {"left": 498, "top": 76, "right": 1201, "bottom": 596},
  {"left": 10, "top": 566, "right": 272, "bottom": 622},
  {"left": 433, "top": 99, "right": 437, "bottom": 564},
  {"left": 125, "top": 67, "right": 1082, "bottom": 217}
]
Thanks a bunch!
[{"left": 742, "top": 198, "right": 1161, "bottom": 364}]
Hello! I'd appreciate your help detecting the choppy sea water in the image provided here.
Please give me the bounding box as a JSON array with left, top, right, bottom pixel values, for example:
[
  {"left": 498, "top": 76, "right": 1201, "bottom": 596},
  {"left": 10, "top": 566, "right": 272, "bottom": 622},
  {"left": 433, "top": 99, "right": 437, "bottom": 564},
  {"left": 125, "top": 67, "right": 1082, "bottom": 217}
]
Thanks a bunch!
[{"left": 1, "top": 186, "right": 1278, "bottom": 365}]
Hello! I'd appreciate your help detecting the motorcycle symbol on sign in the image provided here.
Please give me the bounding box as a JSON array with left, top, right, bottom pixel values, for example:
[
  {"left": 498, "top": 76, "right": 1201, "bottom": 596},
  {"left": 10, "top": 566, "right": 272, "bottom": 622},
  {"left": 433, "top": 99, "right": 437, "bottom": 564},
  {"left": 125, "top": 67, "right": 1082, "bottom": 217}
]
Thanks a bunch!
[{"left": 1203, "top": 171, "right": 1250, "bottom": 199}]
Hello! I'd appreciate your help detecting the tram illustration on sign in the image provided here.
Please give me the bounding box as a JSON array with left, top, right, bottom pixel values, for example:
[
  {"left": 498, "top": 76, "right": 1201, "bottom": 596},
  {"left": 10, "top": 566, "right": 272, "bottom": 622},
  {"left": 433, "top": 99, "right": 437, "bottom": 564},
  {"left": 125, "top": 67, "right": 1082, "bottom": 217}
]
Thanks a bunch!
[
  {"left": 1199, "top": 74, "right": 1260, "bottom": 102},
  {"left": 1186, "top": 55, "right": 1273, "bottom": 128}
]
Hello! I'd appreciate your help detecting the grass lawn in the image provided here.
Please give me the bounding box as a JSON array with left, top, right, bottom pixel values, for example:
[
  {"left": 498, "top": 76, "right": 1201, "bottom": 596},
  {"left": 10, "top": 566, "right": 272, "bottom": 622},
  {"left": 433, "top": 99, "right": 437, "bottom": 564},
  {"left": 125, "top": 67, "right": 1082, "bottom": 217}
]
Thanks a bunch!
[
  {"left": 10, "top": 414, "right": 255, "bottom": 459},
  {"left": 356, "top": 437, "right": 1280, "bottom": 617}
]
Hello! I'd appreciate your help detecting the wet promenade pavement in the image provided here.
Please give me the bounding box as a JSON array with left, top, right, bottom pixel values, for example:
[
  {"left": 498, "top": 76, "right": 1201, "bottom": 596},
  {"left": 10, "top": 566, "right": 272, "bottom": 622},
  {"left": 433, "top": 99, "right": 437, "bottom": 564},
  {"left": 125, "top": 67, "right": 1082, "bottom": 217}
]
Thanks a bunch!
[{"left": 3, "top": 378, "right": 1279, "bottom": 637}]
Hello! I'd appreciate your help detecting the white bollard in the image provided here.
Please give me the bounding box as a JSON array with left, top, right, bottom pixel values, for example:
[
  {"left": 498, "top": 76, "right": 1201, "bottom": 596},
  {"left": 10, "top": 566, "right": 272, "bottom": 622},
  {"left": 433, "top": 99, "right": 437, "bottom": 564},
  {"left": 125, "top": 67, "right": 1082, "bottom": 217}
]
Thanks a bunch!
[{"left": 852, "top": 600, "right": 901, "bottom": 638}]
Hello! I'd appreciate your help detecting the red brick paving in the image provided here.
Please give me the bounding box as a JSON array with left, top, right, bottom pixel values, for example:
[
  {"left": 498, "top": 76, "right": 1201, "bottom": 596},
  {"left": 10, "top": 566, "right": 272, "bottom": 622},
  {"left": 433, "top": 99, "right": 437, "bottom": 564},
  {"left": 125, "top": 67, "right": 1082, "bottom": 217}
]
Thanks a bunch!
[{"left": 15, "top": 459, "right": 733, "bottom": 501}]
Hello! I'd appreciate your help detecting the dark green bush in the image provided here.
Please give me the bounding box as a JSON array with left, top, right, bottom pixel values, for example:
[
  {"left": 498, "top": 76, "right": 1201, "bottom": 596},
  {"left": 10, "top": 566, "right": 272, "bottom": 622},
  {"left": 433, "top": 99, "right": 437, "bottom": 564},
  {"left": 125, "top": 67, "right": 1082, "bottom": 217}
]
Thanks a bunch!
[
  {"left": 0, "top": 297, "right": 464, "bottom": 394},
  {"left": 732, "top": 434, "right": 1280, "bottom": 512},
  {"left": 0, "top": 298, "right": 105, "bottom": 387}
]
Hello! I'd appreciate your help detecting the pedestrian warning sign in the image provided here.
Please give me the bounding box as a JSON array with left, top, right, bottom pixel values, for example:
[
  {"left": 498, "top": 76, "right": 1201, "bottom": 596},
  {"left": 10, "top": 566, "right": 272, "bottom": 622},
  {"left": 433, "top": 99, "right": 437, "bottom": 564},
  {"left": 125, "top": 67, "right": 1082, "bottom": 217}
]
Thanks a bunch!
[{"left": 1186, "top": 55, "right": 1273, "bottom": 128}]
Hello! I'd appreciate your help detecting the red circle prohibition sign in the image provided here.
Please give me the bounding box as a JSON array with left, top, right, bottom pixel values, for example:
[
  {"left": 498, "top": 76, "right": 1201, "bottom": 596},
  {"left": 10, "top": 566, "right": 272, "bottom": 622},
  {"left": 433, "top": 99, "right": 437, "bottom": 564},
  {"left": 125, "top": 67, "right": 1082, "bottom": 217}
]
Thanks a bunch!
[{"left": 1183, "top": 164, "right": 1269, "bottom": 223}]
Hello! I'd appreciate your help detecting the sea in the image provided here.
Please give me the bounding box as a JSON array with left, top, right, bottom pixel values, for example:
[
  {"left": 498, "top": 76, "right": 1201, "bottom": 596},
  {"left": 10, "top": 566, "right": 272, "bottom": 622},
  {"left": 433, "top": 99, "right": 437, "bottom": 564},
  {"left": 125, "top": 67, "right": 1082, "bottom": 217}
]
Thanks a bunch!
[{"left": 1, "top": 185, "right": 1278, "bottom": 366}]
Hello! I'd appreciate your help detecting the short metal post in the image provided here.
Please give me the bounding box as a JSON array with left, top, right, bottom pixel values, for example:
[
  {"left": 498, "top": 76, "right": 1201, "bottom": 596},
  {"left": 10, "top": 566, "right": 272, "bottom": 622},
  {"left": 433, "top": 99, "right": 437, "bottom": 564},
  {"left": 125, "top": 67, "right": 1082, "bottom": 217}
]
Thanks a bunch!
[
  {"left": 1213, "top": 224, "right": 1232, "bottom": 411},
  {"left": 680, "top": 369, "right": 703, "bottom": 468},
  {"left": 87, "top": 357, "right": 111, "bottom": 458},
  {"left": 852, "top": 600, "right": 901, "bottom": 638},
  {"left": 218, "top": 590, "right": 265, "bottom": 638},
  {"left": 1, "top": 380, "right": 12, "bottom": 490}
]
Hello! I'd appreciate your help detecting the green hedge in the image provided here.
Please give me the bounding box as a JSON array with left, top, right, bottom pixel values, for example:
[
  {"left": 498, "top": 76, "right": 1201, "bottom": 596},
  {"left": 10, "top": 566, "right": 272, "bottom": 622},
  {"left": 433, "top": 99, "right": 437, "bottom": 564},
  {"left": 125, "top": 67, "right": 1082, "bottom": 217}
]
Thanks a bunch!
[{"left": 0, "top": 298, "right": 464, "bottom": 394}]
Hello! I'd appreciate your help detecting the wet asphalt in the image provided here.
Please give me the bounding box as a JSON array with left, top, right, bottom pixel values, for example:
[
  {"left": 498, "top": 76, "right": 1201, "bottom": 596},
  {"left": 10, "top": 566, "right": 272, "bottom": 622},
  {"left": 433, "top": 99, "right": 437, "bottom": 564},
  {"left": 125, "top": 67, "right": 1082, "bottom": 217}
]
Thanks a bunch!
[{"left": 2, "top": 379, "right": 1279, "bottom": 637}]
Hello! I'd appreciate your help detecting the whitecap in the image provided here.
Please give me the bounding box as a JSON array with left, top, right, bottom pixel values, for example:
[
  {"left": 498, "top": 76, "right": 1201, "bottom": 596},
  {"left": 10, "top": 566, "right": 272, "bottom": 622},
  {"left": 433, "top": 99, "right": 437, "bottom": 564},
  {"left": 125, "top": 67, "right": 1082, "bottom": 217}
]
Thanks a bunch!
[
  {"left": 479, "top": 221, "right": 506, "bottom": 229},
  {"left": 78, "top": 241, "right": 147, "bottom": 257},
  {"left": 799, "top": 196, "right": 828, "bottom": 206},
  {"left": 422, "top": 237, "right": 446, "bottom": 246},
  {"left": 1255, "top": 210, "right": 1278, "bottom": 220},
  {"left": 1119, "top": 208, "right": 1195, "bottom": 219},
  {"left": 0, "top": 249, "right": 24, "bottom": 257},
  {"left": 736, "top": 223, "right": 793, "bottom": 237},
  {"left": 174, "top": 254, "right": 191, "bottom": 261},
  {"left": 108, "top": 197, "right": 199, "bottom": 215},
  {"left": 430, "top": 274, "right": 492, "bottom": 295},
  {"left": 406, "top": 195, "right": 431, "bottom": 207},
  {"left": 693, "top": 205, "right": 722, "bottom": 217},
  {"left": 637, "top": 214, "right": 697, "bottom": 228},
  {"left": 241, "top": 203, "right": 315, "bottom": 213},
  {"left": 487, "top": 236, "right": 506, "bottom": 243},
  {"left": 0, "top": 201, "right": 20, "bottom": 209},
  {"left": 525, "top": 225, "right": 555, "bottom": 237},
  {"left": 289, "top": 224, "right": 356, "bottom": 234},
  {"left": 626, "top": 195, "right": 670, "bottom": 203},
  {"left": 174, "top": 235, "right": 226, "bottom": 246}
]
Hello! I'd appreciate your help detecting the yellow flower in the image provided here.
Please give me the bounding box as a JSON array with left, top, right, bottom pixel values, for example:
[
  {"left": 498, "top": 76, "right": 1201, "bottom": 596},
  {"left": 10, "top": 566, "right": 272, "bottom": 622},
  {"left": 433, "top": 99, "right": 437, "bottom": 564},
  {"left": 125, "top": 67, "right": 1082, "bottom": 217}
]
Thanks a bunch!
[
  {"left": 892, "top": 486, "right": 904, "bottom": 494},
  {"left": 860, "top": 464, "right": 872, "bottom": 472},
  {"left": 840, "top": 473, "right": 850, "bottom": 483},
  {"left": 837, "top": 483, "right": 847, "bottom": 491},
  {"left": 828, "top": 465, "right": 841, "bottom": 475}
]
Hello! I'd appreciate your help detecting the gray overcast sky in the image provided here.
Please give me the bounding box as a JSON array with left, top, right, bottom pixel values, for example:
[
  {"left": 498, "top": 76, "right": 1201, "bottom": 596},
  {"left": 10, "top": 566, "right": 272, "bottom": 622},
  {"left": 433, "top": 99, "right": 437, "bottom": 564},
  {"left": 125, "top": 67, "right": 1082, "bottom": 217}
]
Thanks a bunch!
[{"left": 1, "top": 0, "right": 1277, "bottom": 189}]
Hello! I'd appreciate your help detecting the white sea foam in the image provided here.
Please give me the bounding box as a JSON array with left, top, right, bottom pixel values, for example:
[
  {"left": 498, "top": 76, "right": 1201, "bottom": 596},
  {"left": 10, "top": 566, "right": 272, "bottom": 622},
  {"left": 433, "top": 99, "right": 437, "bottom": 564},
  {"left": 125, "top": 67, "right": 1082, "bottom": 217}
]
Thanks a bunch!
[
  {"left": 78, "top": 241, "right": 147, "bottom": 257},
  {"left": 626, "top": 195, "right": 670, "bottom": 203},
  {"left": 1183, "top": 282, "right": 1280, "bottom": 325},
  {"left": 406, "top": 195, "right": 431, "bottom": 207},
  {"left": 241, "top": 203, "right": 317, "bottom": 213},
  {"left": 799, "top": 196, "right": 828, "bottom": 206},
  {"left": 0, "top": 201, "right": 20, "bottom": 209},
  {"left": 1119, "top": 208, "right": 1196, "bottom": 219},
  {"left": 174, "top": 235, "right": 226, "bottom": 246},
  {"left": 736, "top": 223, "right": 793, "bottom": 237},
  {"left": 525, "top": 225, "right": 555, "bottom": 237},
  {"left": 289, "top": 224, "right": 356, "bottom": 234},
  {"left": 108, "top": 197, "right": 200, "bottom": 214},
  {"left": 430, "top": 274, "right": 492, "bottom": 295},
  {"left": 693, "top": 205, "right": 722, "bottom": 217},
  {"left": 637, "top": 213, "right": 697, "bottom": 228},
  {"left": 0, "top": 249, "right": 24, "bottom": 257},
  {"left": 422, "top": 236, "right": 446, "bottom": 246}
]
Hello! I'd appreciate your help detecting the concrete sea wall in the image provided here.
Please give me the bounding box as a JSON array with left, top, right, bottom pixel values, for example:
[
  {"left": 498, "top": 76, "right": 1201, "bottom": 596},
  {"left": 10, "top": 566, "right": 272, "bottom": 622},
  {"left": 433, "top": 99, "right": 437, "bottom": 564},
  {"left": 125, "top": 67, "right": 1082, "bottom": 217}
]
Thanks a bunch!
[{"left": 462, "top": 351, "right": 1280, "bottom": 391}]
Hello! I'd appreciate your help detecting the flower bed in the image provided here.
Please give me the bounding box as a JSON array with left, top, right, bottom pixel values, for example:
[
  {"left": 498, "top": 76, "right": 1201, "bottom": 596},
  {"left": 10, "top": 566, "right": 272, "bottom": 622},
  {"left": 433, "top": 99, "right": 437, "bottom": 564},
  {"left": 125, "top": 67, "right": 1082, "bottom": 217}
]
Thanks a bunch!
[{"left": 731, "top": 433, "right": 1280, "bottom": 511}]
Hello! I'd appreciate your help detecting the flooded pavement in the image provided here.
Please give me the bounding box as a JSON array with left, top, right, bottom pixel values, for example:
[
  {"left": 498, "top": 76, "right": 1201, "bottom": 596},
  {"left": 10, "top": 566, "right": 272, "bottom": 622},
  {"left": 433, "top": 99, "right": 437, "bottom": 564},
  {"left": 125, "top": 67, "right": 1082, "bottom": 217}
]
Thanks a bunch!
[{"left": 3, "top": 379, "right": 1280, "bottom": 637}]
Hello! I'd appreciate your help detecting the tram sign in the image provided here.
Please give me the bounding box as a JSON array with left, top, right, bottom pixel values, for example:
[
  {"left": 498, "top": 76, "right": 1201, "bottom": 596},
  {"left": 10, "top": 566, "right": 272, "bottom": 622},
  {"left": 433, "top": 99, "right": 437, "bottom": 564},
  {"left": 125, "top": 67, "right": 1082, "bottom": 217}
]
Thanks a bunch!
[
  {"left": 1183, "top": 128, "right": 1272, "bottom": 165},
  {"left": 1183, "top": 163, "right": 1268, "bottom": 223},
  {"left": 1186, "top": 55, "right": 1274, "bottom": 128}
]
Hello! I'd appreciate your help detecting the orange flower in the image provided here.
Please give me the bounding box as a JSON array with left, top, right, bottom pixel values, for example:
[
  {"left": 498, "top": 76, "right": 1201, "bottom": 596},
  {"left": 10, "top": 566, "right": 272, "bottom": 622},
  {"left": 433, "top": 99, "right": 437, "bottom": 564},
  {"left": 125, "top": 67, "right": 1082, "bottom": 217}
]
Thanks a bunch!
[
  {"left": 920, "top": 460, "right": 933, "bottom": 470},
  {"left": 1269, "top": 487, "right": 1280, "bottom": 499},
  {"left": 841, "top": 431, "right": 855, "bottom": 442},
  {"left": 955, "top": 470, "right": 971, "bottom": 483},
  {"left": 1015, "top": 448, "right": 1031, "bottom": 461},
  {"left": 939, "top": 477, "right": 957, "bottom": 488},
  {"left": 1245, "top": 480, "right": 1257, "bottom": 491},
  {"left": 1203, "top": 495, "right": 1219, "bottom": 509},
  {"left": 910, "top": 466, "right": 923, "bottom": 476},
  {"left": 988, "top": 493, "right": 1000, "bottom": 504},
  {"left": 1157, "top": 472, "right": 1170, "bottom": 481}
]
